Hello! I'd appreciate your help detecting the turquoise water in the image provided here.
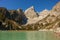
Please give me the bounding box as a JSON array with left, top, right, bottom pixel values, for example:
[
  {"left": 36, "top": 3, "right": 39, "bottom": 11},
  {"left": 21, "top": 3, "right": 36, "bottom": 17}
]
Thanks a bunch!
[{"left": 0, "top": 31, "right": 60, "bottom": 40}]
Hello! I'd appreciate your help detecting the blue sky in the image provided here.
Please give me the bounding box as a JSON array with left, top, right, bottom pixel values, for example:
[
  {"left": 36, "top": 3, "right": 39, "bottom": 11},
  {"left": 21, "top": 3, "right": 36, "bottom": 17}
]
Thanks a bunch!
[{"left": 0, "top": 0, "right": 60, "bottom": 12}]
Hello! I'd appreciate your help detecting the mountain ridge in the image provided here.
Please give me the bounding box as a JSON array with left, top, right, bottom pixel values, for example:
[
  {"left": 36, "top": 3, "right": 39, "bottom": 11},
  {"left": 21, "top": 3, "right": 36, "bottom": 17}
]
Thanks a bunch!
[{"left": 0, "top": 2, "right": 60, "bottom": 30}]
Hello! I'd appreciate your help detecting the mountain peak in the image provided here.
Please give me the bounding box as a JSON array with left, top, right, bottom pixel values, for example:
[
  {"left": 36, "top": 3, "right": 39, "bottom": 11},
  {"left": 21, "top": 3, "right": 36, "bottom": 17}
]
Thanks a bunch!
[
  {"left": 25, "top": 6, "right": 34, "bottom": 13},
  {"left": 24, "top": 6, "right": 38, "bottom": 19},
  {"left": 43, "top": 9, "right": 49, "bottom": 11},
  {"left": 29, "top": 6, "right": 34, "bottom": 9},
  {"left": 39, "top": 9, "right": 49, "bottom": 14}
]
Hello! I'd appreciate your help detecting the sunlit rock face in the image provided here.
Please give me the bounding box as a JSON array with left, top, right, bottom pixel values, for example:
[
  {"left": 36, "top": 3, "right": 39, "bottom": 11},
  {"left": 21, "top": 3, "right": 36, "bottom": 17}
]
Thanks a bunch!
[
  {"left": 51, "top": 2, "right": 60, "bottom": 20},
  {"left": 24, "top": 2, "right": 60, "bottom": 30},
  {"left": 24, "top": 6, "right": 38, "bottom": 19},
  {"left": 46, "top": 15, "right": 57, "bottom": 23},
  {"left": 39, "top": 9, "right": 50, "bottom": 19},
  {"left": 24, "top": 6, "right": 39, "bottom": 25},
  {"left": 52, "top": 2, "right": 60, "bottom": 12},
  {"left": 29, "top": 9, "right": 50, "bottom": 25},
  {"left": 26, "top": 9, "right": 50, "bottom": 25}
]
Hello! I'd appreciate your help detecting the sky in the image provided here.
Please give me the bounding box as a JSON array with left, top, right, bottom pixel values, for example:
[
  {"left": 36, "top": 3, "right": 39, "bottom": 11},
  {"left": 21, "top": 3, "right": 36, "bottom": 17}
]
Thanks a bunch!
[{"left": 0, "top": 0, "right": 60, "bottom": 12}]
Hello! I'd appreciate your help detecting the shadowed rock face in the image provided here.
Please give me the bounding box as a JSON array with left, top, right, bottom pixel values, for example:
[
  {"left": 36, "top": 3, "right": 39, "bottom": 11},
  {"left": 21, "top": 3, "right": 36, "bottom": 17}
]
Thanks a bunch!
[
  {"left": 9, "top": 9, "right": 28, "bottom": 25},
  {"left": 0, "top": 8, "right": 28, "bottom": 30},
  {"left": 17, "top": 9, "right": 28, "bottom": 24},
  {"left": 9, "top": 10, "right": 20, "bottom": 21},
  {"left": 0, "top": 7, "right": 11, "bottom": 19}
]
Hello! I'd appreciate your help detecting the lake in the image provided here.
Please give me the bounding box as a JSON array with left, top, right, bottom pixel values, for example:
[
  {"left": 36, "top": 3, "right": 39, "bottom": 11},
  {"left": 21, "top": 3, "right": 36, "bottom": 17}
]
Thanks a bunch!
[{"left": 0, "top": 31, "right": 60, "bottom": 40}]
